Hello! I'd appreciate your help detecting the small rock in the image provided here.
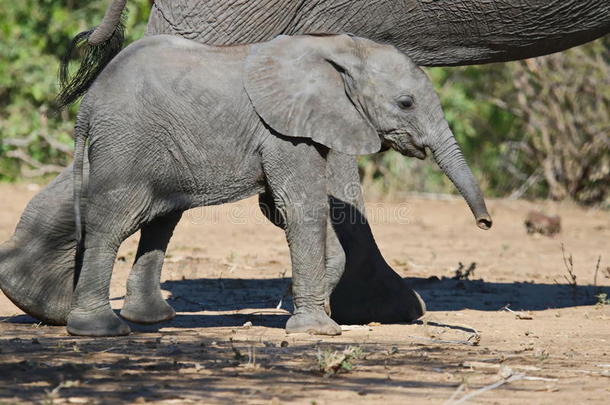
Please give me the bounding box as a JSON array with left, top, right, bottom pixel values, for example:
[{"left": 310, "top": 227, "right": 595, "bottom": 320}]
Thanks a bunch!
[
  {"left": 280, "top": 341, "right": 289, "bottom": 347},
  {"left": 525, "top": 211, "right": 561, "bottom": 236},
  {"left": 242, "top": 321, "right": 253, "bottom": 329}
]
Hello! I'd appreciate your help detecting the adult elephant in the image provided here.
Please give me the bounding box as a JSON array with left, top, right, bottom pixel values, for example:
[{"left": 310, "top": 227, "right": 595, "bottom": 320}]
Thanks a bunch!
[{"left": 0, "top": 0, "right": 608, "bottom": 326}]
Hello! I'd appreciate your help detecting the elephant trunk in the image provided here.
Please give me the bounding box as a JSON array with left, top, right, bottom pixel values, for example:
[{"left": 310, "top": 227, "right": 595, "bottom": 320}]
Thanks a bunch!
[
  {"left": 430, "top": 125, "right": 492, "bottom": 230},
  {"left": 88, "top": 0, "right": 127, "bottom": 45}
]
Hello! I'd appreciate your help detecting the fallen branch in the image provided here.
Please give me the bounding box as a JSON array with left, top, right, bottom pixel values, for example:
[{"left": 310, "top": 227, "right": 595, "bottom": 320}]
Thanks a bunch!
[
  {"left": 462, "top": 361, "right": 541, "bottom": 372},
  {"left": 445, "top": 366, "right": 558, "bottom": 405},
  {"left": 408, "top": 335, "right": 480, "bottom": 346},
  {"left": 341, "top": 325, "right": 373, "bottom": 331},
  {"left": 444, "top": 369, "right": 525, "bottom": 405},
  {"left": 500, "top": 304, "right": 533, "bottom": 320}
]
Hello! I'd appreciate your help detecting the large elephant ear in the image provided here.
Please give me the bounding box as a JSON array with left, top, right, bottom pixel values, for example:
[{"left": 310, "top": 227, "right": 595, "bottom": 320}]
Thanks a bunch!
[{"left": 244, "top": 34, "right": 380, "bottom": 155}]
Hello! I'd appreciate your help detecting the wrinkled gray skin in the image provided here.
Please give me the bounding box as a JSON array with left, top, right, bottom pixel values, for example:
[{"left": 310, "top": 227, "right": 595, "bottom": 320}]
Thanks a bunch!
[
  {"left": 66, "top": 34, "right": 491, "bottom": 336},
  {"left": 1, "top": 0, "right": 607, "bottom": 327},
  {"left": 145, "top": 0, "right": 609, "bottom": 66}
]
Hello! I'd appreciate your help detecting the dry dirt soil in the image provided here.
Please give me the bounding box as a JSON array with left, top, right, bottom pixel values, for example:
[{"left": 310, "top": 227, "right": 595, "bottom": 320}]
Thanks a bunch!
[{"left": 1, "top": 183, "right": 609, "bottom": 404}]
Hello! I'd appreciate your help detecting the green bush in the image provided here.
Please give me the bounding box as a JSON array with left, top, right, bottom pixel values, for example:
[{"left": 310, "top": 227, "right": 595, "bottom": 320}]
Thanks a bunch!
[{"left": 0, "top": 0, "right": 150, "bottom": 180}]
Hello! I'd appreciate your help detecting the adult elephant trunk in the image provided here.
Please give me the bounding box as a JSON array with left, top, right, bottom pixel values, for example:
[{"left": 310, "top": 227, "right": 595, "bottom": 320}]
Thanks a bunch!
[
  {"left": 88, "top": 0, "right": 127, "bottom": 45},
  {"left": 431, "top": 125, "right": 492, "bottom": 230}
]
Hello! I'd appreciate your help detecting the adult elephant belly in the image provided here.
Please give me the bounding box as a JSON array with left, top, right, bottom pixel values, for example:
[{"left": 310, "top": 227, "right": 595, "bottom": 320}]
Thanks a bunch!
[
  {"left": 147, "top": 0, "right": 610, "bottom": 66},
  {"left": 146, "top": 0, "right": 302, "bottom": 46}
]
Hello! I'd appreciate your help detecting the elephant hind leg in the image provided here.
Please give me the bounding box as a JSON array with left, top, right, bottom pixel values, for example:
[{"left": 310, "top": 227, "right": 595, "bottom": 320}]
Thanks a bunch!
[
  {"left": 120, "top": 212, "right": 182, "bottom": 324},
  {"left": 67, "top": 234, "right": 131, "bottom": 336},
  {"left": 67, "top": 184, "right": 161, "bottom": 336}
]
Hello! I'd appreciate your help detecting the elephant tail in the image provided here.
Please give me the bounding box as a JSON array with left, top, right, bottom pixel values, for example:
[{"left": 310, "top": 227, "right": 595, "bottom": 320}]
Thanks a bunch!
[
  {"left": 73, "top": 114, "right": 89, "bottom": 247},
  {"left": 55, "top": 8, "right": 126, "bottom": 110},
  {"left": 88, "top": 0, "right": 128, "bottom": 46}
]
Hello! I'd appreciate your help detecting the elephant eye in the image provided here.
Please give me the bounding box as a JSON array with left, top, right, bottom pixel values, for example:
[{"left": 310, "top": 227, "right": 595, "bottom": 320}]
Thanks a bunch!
[{"left": 397, "top": 95, "right": 414, "bottom": 110}]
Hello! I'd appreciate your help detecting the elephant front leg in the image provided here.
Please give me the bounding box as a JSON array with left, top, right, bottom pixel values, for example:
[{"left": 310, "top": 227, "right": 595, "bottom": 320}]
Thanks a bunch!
[
  {"left": 283, "top": 202, "right": 341, "bottom": 336},
  {"left": 258, "top": 192, "right": 345, "bottom": 317},
  {"left": 263, "top": 144, "right": 341, "bottom": 336},
  {"left": 120, "top": 212, "right": 182, "bottom": 324}
]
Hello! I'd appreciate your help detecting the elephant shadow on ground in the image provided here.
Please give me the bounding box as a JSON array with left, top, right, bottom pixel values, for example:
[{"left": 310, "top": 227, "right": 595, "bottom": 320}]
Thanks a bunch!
[
  {"left": 158, "top": 275, "right": 609, "bottom": 314},
  {"left": 407, "top": 276, "right": 610, "bottom": 311},
  {"left": 146, "top": 276, "right": 609, "bottom": 330},
  {"left": 4, "top": 277, "right": 608, "bottom": 329},
  {"left": 138, "top": 277, "right": 294, "bottom": 331},
  {"left": 125, "top": 276, "right": 610, "bottom": 330}
]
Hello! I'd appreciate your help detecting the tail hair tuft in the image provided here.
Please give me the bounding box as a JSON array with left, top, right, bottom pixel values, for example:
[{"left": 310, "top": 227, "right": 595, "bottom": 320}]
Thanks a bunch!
[{"left": 55, "top": 13, "right": 126, "bottom": 110}]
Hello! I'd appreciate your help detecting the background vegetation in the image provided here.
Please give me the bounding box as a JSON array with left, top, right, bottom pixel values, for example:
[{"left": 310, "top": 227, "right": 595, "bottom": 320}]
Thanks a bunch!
[{"left": 1, "top": 1, "right": 608, "bottom": 205}]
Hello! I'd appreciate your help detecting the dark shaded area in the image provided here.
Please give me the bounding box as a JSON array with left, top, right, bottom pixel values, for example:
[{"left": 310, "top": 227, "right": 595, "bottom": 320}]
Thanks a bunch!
[
  {"left": 161, "top": 277, "right": 293, "bottom": 313},
  {"left": 328, "top": 195, "right": 425, "bottom": 324},
  {"left": 158, "top": 276, "right": 610, "bottom": 314},
  {"left": 0, "top": 326, "right": 470, "bottom": 404},
  {"left": 411, "top": 276, "right": 610, "bottom": 311}
]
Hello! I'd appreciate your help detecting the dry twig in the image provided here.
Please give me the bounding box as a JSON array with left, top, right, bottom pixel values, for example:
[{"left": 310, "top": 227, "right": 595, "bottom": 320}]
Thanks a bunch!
[
  {"left": 409, "top": 335, "right": 480, "bottom": 347},
  {"left": 501, "top": 304, "right": 533, "bottom": 320}
]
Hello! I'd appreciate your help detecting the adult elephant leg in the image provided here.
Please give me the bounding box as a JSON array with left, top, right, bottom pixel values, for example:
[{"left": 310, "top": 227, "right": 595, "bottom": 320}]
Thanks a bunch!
[
  {"left": 326, "top": 151, "right": 425, "bottom": 324},
  {"left": 120, "top": 212, "right": 182, "bottom": 324},
  {"left": 0, "top": 165, "right": 81, "bottom": 325}
]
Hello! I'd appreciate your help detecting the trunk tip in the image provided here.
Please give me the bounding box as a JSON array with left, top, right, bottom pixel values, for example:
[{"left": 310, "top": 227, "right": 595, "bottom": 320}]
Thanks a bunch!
[{"left": 476, "top": 216, "right": 492, "bottom": 230}]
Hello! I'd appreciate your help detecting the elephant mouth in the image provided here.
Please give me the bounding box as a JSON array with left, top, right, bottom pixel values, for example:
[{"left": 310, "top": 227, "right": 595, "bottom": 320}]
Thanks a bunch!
[
  {"left": 403, "top": 144, "right": 427, "bottom": 160},
  {"left": 382, "top": 133, "right": 427, "bottom": 160},
  {"left": 397, "top": 142, "right": 427, "bottom": 160}
]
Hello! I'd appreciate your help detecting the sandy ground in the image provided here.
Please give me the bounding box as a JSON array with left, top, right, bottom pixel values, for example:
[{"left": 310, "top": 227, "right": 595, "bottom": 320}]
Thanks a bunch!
[{"left": 0, "top": 183, "right": 609, "bottom": 404}]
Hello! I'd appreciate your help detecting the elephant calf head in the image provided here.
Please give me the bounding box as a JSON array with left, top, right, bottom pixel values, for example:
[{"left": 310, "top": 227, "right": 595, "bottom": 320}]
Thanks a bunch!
[{"left": 245, "top": 34, "right": 492, "bottom": 229}]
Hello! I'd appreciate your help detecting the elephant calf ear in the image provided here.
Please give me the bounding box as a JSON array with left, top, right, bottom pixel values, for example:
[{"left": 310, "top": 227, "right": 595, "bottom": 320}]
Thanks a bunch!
[{"left": 244, "top": 35, "right": 380, "bottom": 156}]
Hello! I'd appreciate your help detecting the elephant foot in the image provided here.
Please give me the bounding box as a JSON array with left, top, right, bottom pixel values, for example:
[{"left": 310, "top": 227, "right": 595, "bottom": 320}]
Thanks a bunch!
[
  {"left": 67, "top": 307, "right": 131, "bottom": 336},
  {"left": 120, "top": 296, "right": 176, "bottom": 324},
  {"left": 286, "top": 310, "right": 341, "bottom": 335}
]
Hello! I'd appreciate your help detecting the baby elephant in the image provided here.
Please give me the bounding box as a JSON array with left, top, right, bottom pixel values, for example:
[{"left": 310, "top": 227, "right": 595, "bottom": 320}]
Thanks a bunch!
[{"left": 68, "top": 33, "right": 492, "bottom": 336}]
